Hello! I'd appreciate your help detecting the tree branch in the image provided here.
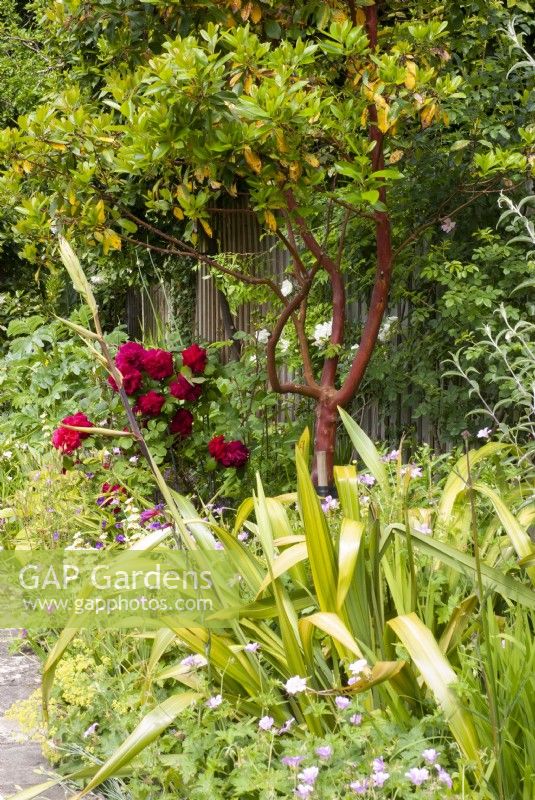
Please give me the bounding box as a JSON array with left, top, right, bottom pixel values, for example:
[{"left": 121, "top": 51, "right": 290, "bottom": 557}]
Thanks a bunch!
[
  {"left": 266, "top": 267, "right": 321, "bottom": 399},
  {"left": 336, "top": 3, "right": 393, "bottom": 408},
  {"left": 285, "top": 190, "right": 346, "bottom": 390}
]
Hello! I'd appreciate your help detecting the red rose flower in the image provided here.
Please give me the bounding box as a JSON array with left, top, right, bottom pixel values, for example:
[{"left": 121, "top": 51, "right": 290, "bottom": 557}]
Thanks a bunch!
[
  {"left": 208, "top": 435, "right": 227, "bottom": 462},
  {"left": 169, "top": 375, "right": 202, "bottom": 402},
  {"left": 170, "top": 409, "right": 194, "bottom": 438},
  {"left": 208, "top": 435, "right": 249, "bottom": 468},
  {"left": 115, "top": 341, "right": 146, "bottom": 372},
  {"left": 134, "top": 390, "right": 166, "bottom": 417},
  {"left": 142, "top": 348, "right": 174, "bottom": 380},
  {"left": 221, "top": 439, "right": 249, "bottom": 468},
  {"left": 52, "top": 412, "right": 93, "bottom": 454},
  {"left": 108, "top": 368, "right": 143, "bottom": 396},
  {"left": 181, "top": 344, "right": 207, "bottom": 375}
]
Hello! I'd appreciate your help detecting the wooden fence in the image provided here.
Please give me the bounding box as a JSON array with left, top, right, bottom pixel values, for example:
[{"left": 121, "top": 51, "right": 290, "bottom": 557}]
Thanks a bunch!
[{"left": 126, "top": 203, "right": 439, "bottom": 447}]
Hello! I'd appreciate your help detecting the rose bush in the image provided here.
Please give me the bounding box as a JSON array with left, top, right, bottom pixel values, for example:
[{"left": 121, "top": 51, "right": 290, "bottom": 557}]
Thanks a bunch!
[
  {"left": 51, "top": 411, "right": 93, "bottom": 454},
  {"left": 51, "top": 340, "right": 250, "bottom": 489}
]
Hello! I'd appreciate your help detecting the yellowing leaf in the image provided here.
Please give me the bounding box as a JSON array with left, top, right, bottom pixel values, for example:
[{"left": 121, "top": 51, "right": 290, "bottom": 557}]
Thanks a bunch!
[
  {"left": 372, "top": 92, "right": 387, "bottom": 110},
  {"left": 22, "top": 160, "right": 33, "bottom": 174},
  {"left": 264, "top": 210, "right": 277, "bottom": 232},
  {"left": 102, "top": 228, "right": 122, "bottom": 254},
  {"left": 251, "top": 2, "right": 262, "bottom": 23},
  {"left": 356, "top": 8, "right": 366, "bottom": 25},
  {"left": 360, "top": 107, "right": 369, "bottom": 127},
  {"left": 389, "top": 149, "right": 404, "bottom": 164},
  {"left": 176, "top": 185, "right": 189, "bottom": 204},
  {"left": 229, "top": 71, "right": 242, "bottom": 88},
  {"left": 304, "top": 153, "right": 320, "bottom": 168},
  {"left": 421, "top": 102, "right": 437, "bottom": 129},
  {"left": 244, "top": 74, "right": 254, "bottom": 94},
  {"left": 275, "top": 130, "right": 289, "bottom": 153},
  {"left": 95, "top": 199, "right": 106, "bottom": 225},
  {"left": 289, "top": 162, "right": 301, "bottom": 181},
  {"left": 172, "top": 207, "right": 184, "bottom": 220},
  {"left": 243, "top": 145, "right": 262, "bottom": 174},
  {"left": 404, "top": 61, "right": 417, "bottom": 90},
  {"left": 241, "top": 1, "right": 252, "bottom": 21},
  {"left": 200, "top": 219, "right": 213, "bottom": 237},
  {"left": 376, "top": 106, "right": 391, "bottom": 133},
  {"left": 50, "top": 142, "right": 66, "bottom": 151}
]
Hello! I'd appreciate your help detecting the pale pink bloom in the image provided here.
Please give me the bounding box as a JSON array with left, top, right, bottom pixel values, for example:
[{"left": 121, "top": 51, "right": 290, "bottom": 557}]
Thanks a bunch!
[
  {"left": 295, "top": 784, "right": 313, "bottom": 799},
  {"left": 282, "top": 755, "right": 305, "bottom": 768},
  {"left": 422, "top": 748, "right": 439, "bottom": 764},
  {"left": 258, "top": 715, "right": 274, "bottom": 731},
  {"left": 349, "top": 658, "right": 368, "bottom": 676},
  {"left": 436, "top": 766, "right": 453, "bottom": 788},
  {"left": 321, "top": 495, "right": 339, "bottom": 513},
  {"left": 285, "top": 675, "right": 308, "bottom": 695},
  {"left": 405, "top": 767, "right": 429, "bottom": 786},
  {"left": 335, "top": 696, "right": 350, "bottom": 710},
  {"left": 205, "top": 694, "right": 222, "bottom": 709},
  {"left": 298, "top": 766, "right": 319, "bottom": 785},
  {"left": 180, "top": 654, "right": 207, "bottom": 669},
  {"left": 414, "top": 522, "right": 432, "bottom": 535},
  {"left": 440, "top": 217, "right": 456, "bottom": 233},
  {"left": 372, "top": 771, "right": 390, "bottom": 787},
  {"left": 278, "top": 717, "right": 295, "bottom": 734}
]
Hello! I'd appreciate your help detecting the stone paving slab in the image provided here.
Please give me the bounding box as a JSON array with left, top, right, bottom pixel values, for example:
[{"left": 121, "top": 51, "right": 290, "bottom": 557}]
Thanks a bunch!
[{"left": 0, "top": 631, "right": 70, "bottom": 800}]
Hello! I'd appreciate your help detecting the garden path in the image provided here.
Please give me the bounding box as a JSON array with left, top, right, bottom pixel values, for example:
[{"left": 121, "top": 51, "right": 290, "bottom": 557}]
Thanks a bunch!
[{"left": 0, "top": 630, "right": 68, "bottom": 800}]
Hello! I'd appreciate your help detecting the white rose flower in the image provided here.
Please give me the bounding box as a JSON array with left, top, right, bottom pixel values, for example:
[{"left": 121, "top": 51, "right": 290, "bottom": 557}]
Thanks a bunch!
[
  {"left": 312, "top": 319, "right": 333, "bottom": 348},
  {"left": 255, "top": 328, "right": 270, "bottom": 344},
  {"left": 281, "top": 279, "right": 293, "bottom": 297}
]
